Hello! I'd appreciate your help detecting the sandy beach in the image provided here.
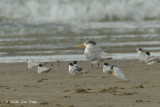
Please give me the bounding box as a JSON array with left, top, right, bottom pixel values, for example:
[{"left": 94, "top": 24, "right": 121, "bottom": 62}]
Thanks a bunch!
[
  {"left": 1, "top": 0, "right": 160, "bottom": 107},
  {"left": 0, "top": 59, "right": 160, "bottom": 107}
]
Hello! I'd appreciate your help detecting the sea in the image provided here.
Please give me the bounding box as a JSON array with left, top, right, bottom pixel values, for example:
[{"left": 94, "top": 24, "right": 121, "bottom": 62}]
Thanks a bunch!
[{"left": 0, "top": 0, "right": 160, "bottom": 63}]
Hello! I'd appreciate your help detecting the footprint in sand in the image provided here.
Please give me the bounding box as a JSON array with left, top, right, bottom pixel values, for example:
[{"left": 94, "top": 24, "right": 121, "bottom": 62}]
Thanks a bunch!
[
  {"left": 135, "top": 99, "right": 150, "bottom": 103},
  {"left": 40, "top": 101, "right": 48, "bottom": 105},
  {"left": 117, "top": 92, "right": 138, "bottom": 96},
  {"left": 75, "top": 88, "right": 90, "bottom": 93},
  {"left": 130, "top": 84, "right": 144, "bottom": 89}
]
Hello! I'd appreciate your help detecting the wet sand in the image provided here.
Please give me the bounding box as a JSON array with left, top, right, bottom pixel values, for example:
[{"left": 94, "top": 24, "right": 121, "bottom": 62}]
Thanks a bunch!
[{"left": 0, "top": 59, "right": 160, "bottom": 107}]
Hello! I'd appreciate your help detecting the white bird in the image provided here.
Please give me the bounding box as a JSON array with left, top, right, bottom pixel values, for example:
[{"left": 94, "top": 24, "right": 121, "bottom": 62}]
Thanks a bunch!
[
  {"left": 111, "top": 65, "right": 127, "bottom": 81},
  {"left": 103, "top": 63, "right": 112, "bottom": 76},
  {"left": 145, "top": 52, "right": 160, "bottom": 65},
  {"left": 68, "top": 63, "right": 89, "bottom": 76},
  {"left": 26, "top": 59, "right": 39, "bottom": 71},
  {"left": 76, "top": 41, "right": 112, "bottom": 69},
  {"left": 37, "top": 64, "right": 51, "bottom": 74},
  {"left": 136, "top": 48, "right": 146, "bottom": 63},
  {"left": 68, "top": 63, "right": 75, "bottom": 75},
  {"left": 73, "top": 60, "right": 89, "bottom": 73}
]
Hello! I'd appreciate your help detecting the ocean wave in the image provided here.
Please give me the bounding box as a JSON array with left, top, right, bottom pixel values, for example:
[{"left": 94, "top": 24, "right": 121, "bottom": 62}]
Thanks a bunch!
[{"left": 0, "top": 0, "right": 160, "bottom": 24}]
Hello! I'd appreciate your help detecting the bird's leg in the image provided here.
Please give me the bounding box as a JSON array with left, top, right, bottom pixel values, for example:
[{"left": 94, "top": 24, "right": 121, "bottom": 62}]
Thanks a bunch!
[
  {"left": 98, "top": 63, "right": 100, "bottom": 69},
  {"left": 96, "top": 63, "right": 100, "bottom": 69},
  {"left": 115, "top": 78, "right": 119, "bottom": 82},
  {"left": 92, "top": 64, "right": 93, "bottom": 69},
  {"left": 115, "top": 78, "right": 123, "bottom": 82}
]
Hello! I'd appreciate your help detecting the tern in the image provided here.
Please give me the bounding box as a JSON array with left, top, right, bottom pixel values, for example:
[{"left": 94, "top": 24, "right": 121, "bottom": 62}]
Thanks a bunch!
[
  {"left": 68, "top": 63, "right": 89, "bottom": 76},
  {"left": 37, "top": 64, "right": 51, "bottom": 74},
  {"left": 145, "top": 52, "right": 160, "bottom": 65},
  {"left": 103, "top": 63, "right": 112, "bottom": 77},
  {"left": 76, "top": 41, "right": 112, "bottom": 69},
  {"left": 111, "top": 65, "right": 127, "bottom": 82},
  {"left": 26, "top": 59, "right": 39, "bottom": 71}
]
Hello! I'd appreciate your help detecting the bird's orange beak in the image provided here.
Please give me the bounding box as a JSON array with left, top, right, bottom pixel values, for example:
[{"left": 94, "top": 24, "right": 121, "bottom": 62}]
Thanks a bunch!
[{"left": 76, "top": 44, "right": 85, "bottom": 47}]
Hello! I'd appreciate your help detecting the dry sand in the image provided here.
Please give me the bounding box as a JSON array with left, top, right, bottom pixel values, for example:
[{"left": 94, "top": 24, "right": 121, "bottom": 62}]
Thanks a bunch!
[{"left": 0, "top": 59, "right": 160, "bottom": 107}]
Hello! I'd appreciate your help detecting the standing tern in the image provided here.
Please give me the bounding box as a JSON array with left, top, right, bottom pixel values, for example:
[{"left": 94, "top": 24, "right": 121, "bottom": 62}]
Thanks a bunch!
[
  {"left": 68, "top": 63, "right": 89, "bottom": 76},
  {"left": 111, "top": 65, "right": 127, "bottom": 82},
  {"left": 103, "top": 63, "right": 112, "bottom": 77},
  {"left": 76, "top": 41, "right": 112, "bottom": 69},
  {"left": 26, "top": 59, "right": 39, "bottom": 71}
]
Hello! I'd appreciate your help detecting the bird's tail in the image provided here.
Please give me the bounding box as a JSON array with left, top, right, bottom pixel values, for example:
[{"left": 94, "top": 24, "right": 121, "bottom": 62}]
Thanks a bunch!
[
  {"left": 82, "top": 70, "right": 90, "bottom": 73},
  {"left": 106, "top": 56, "right": 112, "bottom": 60},
  {"left": 45, "top": 68, "right": 51, "bottom": 73},
  {"left": 102, "top": 52, "right": 113, "bottom": 60},
  {"left": 121, "top": 77, "right": 128, "bottom": 81}
]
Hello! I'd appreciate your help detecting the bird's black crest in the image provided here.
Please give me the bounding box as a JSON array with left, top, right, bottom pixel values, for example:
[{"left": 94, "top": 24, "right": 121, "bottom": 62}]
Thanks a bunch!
[
  {"left": 73, "top": 61, "right": 78, "bottom": 64},
  {"left": 146, "top": 52, "right": 150, "bottom": 55},
  {"left": 69, "top": 63, "right": 73, "bottom": 66},
  {"left": 138, "top": 48, "right": 143, "bottom": 52},
  {"left": 104, "top": 63, "right": 109, "bottom": 66},
  {"left": 86, "top": 41, "right": 96, "bottom": 45},
  {"left": 111, "top": 65, "right": 115, "bottom": 69},
  {"left": 39, "top": 64, "right": 43, "bottom": 67}
]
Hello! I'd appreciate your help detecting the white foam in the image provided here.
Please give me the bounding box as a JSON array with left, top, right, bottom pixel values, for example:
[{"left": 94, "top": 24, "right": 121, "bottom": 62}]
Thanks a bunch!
[
  {"left": 0, "top": 0, "right": 160, "bottom": 24},
  {"left": 99, "top": 41, "right": 160, "bottom": 47},
  {"left": 111, "top": 34, "right": 160, "bottom": 38},
  {"left": 0, "top": 52, "right": 160, "bottom": 63},
  {"left": 16, "top": 51, "right": 56, "bottom": 54}
]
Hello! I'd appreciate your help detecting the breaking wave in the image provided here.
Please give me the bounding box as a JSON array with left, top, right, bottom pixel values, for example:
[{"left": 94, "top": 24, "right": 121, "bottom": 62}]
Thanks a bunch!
[{"left": 0, "top": 0, "right": 160, "bottom": 24}]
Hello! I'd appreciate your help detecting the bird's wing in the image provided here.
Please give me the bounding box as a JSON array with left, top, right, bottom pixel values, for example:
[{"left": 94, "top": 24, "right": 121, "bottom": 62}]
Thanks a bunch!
[
  {"left": 82, "top": 70, "right": 90, "bottom": 73},
  {"left": 147, "top": 56, "right": 160, "bottom": 62},
  {"left": 97, "top": 52, "right": 112, "bottom": 60},
  {"left": 115, "top": 68, "right": 127, "bottom": 80},
  {"left": 75, "top": 66, "right": 82, "bottom": 72},
  {"left": 145, "top": 56, "right": 159, "bottom": 62},
  {"left": 103, "top": 66, "right": 112, "bottom": 74},
  {"left": 37, "top": 67, "right": 50, "bottom": 74},
  {"left": 74, "top": 65, "right": 90, "bottom": 74},
  {"left": 85, "top": 46, "right": 102, "bottom": 61},
  {"left": 28, "top": 63, "right": 38, "bottom": 70},
  {"left": 30, "top": 61, "right": 39, "bottom": 67}
]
